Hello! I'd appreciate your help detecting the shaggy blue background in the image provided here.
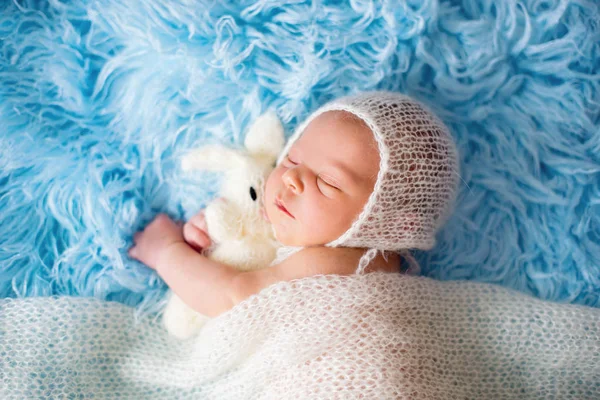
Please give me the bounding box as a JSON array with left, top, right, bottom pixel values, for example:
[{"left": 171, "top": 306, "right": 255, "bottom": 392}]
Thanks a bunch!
[{"left": 1, "top": 0, "right": 598, "bottom": 317}]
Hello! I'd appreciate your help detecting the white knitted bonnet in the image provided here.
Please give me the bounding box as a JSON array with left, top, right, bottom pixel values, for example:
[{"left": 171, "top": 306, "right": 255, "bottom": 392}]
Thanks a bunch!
[{"left": 275, "top": 91, "right": 460, "bottom": 274}]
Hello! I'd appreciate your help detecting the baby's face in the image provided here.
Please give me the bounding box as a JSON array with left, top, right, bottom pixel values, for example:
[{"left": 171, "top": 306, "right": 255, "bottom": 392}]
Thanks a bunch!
[{"left": 263, "top": 111, "right": 380, "bottom": 247}]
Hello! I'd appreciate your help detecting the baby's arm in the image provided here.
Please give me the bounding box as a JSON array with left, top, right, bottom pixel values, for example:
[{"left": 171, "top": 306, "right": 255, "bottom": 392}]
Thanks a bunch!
[
  {"left": 229, "top": 247, "right": 361, "bottom": 303},
  {"left": 128, "top": 213, "right": 241, "bottom": 317},
  {"left": 155, "top": 245, "right": 361, "bottom": 317},
  {"left": 156, "top": 241, "right": 240, "bottom": 317},
  {"left": 160, "top": 244, "right": 371, "bottom": 316},
  {"left": 129, "top": 214, "right": 360, "bottom": 317}
]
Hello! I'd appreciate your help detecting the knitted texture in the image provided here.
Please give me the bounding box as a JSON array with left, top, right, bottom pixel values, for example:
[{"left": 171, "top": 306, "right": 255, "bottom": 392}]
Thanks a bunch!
[
  {"left": 275, "top": 91, "right": 460, "bottom": 273},
  {"left": 1, "top": 273, "right": 599, "bottom": 399}
]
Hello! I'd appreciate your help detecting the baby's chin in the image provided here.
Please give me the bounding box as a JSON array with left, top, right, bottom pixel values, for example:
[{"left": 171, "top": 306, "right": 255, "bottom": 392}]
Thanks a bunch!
[
  {"left": 270, "top": 223, "right": 305, "bottom": 247},
  {"left": 272, "top": 229, "right": 297, "bottom": 247},
  {"left": 267, "top": 207, "right": 327, "bottom": 247},
  {"left": 273, "top": 228, "right": 330, "bottom": 248}
]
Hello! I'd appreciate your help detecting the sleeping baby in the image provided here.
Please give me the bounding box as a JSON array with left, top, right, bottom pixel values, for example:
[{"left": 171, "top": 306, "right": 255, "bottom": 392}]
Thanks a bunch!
[{"left": 128, "top": 91, "right": 460, "bottom": 318}]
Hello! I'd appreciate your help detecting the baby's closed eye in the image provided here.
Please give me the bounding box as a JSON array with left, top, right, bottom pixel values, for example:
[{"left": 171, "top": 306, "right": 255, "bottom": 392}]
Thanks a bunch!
[
  {"left": 285, "top": 155, "right": 340, "bottom": 193},
  {"left": 317, "top": 174, "right": 341, "bottom": 191}
]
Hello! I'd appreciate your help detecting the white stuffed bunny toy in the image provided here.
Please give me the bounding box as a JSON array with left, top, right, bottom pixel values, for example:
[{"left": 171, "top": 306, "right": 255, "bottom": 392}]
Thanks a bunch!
[{"left": 162, "top": 111, "right": 285, "bottom": 339}]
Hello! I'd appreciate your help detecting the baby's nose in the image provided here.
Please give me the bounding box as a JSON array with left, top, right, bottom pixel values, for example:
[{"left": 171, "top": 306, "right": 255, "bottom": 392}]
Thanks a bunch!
[{"left": 283, "top": 171, "right": 303, "bottom": 193}]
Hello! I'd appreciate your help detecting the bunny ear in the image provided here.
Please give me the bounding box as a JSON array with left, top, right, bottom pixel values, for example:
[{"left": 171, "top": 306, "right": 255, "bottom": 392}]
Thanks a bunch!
[
  {"left": 244, "top": 110, "right": 286, "bottom": 161},
  {"left": 181, "top": 145, "right": 245, "bottom": 172}
]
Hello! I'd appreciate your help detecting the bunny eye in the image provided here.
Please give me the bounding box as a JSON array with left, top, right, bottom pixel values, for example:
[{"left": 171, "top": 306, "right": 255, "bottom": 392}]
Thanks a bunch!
[{"left": 249, "top": 186, "right": 257, "bottom": 201}]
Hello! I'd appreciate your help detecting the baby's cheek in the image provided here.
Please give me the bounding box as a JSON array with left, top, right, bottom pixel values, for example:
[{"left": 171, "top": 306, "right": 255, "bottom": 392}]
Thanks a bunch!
[
  {"left": 320, "top": 202, "right": 351, "bottom": 236},
  {"left": 263, "top": 170, "right": 280, "bottom": 215},
  {"left": 302, "top": 197, "right": 324, "bottom": 227},
  {"left": 263, "top": 171, "right": 276, "bottom": 200},
  {"left": 298, "top": 200, "right": 335, "bottom": 244}
]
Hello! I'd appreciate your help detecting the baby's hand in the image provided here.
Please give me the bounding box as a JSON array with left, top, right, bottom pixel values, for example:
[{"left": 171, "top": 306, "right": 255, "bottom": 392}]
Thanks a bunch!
[
  {"left": 183, "top": 209, "right": 212, "bottom": 253},
  {"left": 128, "top": 214, "right": 185, "bottom": 270}
]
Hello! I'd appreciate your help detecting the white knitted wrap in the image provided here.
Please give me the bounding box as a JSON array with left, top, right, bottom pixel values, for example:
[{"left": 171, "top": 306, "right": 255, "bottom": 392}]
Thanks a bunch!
[
  {"left": 275, "top": 91, "right": 460, "bottom": 272},
  {"left": 1, "top": 273, "right": 599, "bottom": 398}
]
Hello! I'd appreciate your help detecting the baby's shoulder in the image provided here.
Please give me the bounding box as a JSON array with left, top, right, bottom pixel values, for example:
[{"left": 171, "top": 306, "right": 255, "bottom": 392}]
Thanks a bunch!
[
  {"left": 240, "top": 247, "right": 400, "bottom": 301},
  {"left": 275, "top": 247, "right": 399, "bottom": 280}
]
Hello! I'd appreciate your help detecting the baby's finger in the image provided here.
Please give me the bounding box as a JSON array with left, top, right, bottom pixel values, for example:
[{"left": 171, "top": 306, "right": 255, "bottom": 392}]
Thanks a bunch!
[
  {"left": 193, "top": 233, "right": 211, "bottom": 252},
  {"left": 189, "top": 212, "right": 208, "bottom": 232},
  {"left": 183, "top": 223, "right": 211, "bottom": 250},
  {"left": 133, "top": 232, "right": 142, "bottom": 243},
  {"left": 128, "top": 246, "right": 137, "bottom": 258}
]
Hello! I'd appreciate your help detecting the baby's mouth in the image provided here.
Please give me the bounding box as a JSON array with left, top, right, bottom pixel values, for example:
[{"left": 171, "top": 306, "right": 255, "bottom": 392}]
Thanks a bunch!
[{"left": 275, "top": 198, "right": 294, "bottom": 219}]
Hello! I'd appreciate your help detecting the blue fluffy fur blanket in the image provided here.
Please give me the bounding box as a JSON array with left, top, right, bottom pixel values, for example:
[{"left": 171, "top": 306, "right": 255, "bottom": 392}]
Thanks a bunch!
[{"left": 0, "top": 0, "right": 598, "bottom": 319}]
